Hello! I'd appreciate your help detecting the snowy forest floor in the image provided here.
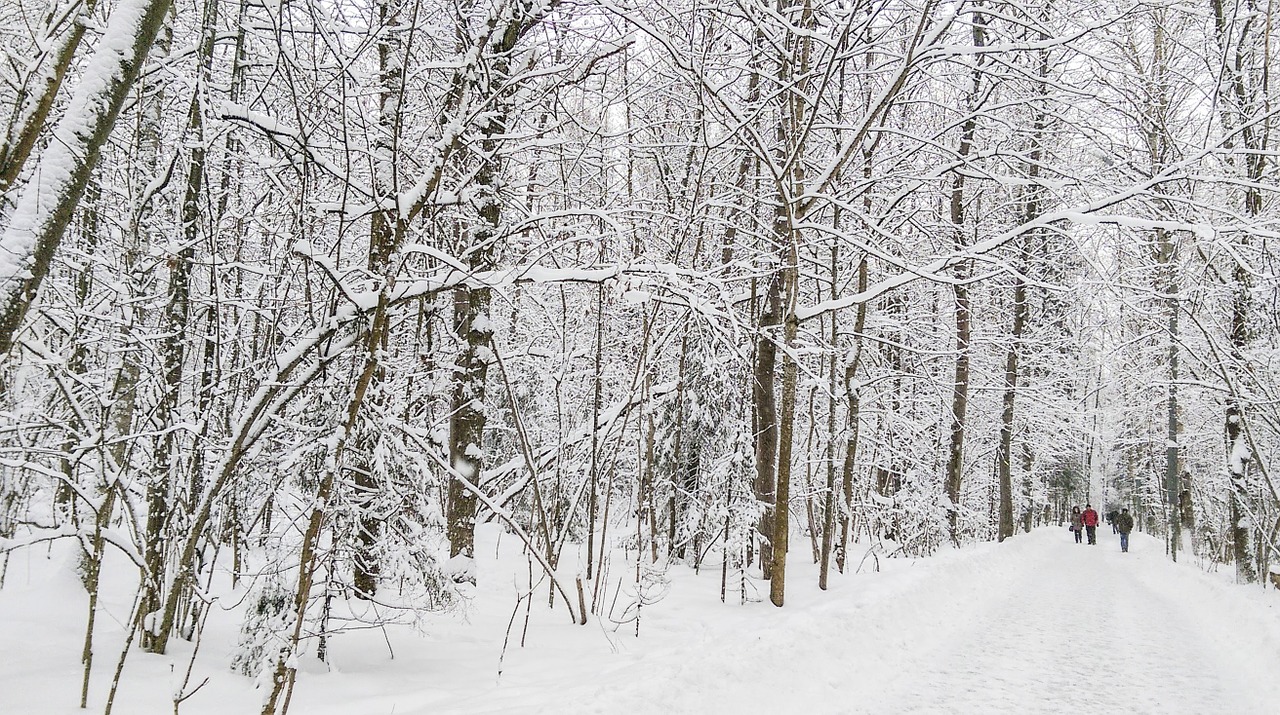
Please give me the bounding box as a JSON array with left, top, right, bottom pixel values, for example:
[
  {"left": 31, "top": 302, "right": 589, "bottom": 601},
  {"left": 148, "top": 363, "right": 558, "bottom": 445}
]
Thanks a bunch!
[{"left": 3, "top": 526, "right": 1279, "bottom": 715}]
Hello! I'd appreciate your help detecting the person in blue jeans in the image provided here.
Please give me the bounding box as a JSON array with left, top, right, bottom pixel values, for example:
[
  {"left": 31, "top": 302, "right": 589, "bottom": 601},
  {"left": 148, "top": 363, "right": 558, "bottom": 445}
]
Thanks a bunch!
[{"left": 1115, "top": 508, "right": 1135, "bottom": 552}]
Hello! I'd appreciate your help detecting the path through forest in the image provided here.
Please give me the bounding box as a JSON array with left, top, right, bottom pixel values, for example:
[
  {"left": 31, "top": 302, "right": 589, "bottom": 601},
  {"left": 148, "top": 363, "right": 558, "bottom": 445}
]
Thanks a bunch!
[
  {"left": 452, "top": 527, "right": 1280, "bottom": 714},
  {"left": 858, "top": 529, "right": 1275, "bottom": 714},
  {"left": 4, "top": 527, "right": 1280, "bottom": 715}
]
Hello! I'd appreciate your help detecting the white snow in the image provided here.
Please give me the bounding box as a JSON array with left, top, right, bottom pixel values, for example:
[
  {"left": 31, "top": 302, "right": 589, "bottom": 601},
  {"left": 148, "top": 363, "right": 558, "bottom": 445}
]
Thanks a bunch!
[
  {"left": 621, "top": 289, "right": 652, "bottom": 305},
  {"left": 2, "top": 527, "right": 1278, "bottom": 714},
  {"left": 1229, "top": 434, "right": 1252, "bottom": 475}
]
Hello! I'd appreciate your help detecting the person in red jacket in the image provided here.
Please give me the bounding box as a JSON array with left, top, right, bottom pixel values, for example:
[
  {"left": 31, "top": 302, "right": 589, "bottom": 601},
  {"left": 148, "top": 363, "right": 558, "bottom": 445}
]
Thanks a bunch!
[{"left": 1082, "top": 504, "right": 1100, "bottom": 545}]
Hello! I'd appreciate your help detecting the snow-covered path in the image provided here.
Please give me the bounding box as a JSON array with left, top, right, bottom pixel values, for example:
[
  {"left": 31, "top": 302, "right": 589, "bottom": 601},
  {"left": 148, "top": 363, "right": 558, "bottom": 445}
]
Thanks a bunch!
[
  {"left": 862, "top": 530, "right": 1274, "bottom": 714},
  {"left": 4, "top": 527, "right": 1279, "bottom": 715},
  {"left": 450, "top": 527, "right": 1280, "bottom": 715}
]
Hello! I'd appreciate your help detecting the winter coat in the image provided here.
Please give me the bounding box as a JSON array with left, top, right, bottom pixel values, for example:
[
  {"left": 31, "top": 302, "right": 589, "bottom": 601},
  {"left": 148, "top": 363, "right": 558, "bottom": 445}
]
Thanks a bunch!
[
  {"left": 1070, "top": 512, "right": 1083, "bottom": 530},
  {"left": 1116, "top": 512, "right": 1135, "bottom": 534},
  {"left": 1082, "top": 508, "right": 1100, "bottom": 527}
]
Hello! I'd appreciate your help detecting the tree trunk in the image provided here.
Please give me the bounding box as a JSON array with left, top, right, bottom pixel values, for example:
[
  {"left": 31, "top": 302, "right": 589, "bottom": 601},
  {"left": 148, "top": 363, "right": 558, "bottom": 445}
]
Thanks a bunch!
[
  {"left": 0, "top": 0, "right": 99, "bottom": 193},
  {"left": 350, "top": 0, "right": 407, "bottom": 599},
  {"left": 1209, "top": 0, "right": 1264, "bottom": 584},
  {"left": 752, "top": 273, "right": 782, "bottom": 579},
  {"left": 261, "top": 295, "right": 393, "bottom": 715},
  {"left": 443, "top": 1, "right": 543, "bottom": 567},
  {"left": 996, "top": 271, "right": 1026, "bottom": 543},
  {"left": 944, "top": 6, "right": 986, "bottom": 544},
  {"left": 587, "top": 284, "right": 605, "bottom": 575},
  {"left": 944, "top": 274, "right": 971, "bottom": 544},
  {"left": 0, "top": 0, "right": 174, "bottom": 356},
  {"left": 998, "top": 24, "right": 1048, "bottom": 544},
  {"left": 446, "top": 283, "right": 490, "bottom": 564},
  {"left": 837, "top": 256, "right": 869, "bottom": 570},
  {"left": 1158, "top": 225, "right": 1181, "bottom": 561},
  {"left": 143, "top": 0, "right": 222, "bottom": 651},
  {"left": 771, "top": 255, "right": 800, "bottom": 607},
  {"left": 819, "top": 257, "right": 838, "bottom": 589}
]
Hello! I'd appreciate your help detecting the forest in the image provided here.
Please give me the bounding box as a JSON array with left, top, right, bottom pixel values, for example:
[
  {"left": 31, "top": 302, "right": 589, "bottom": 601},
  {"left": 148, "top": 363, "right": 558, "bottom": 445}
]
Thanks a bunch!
[{"left": 1, "top": 0, "right": 1279, "bottom": 712}]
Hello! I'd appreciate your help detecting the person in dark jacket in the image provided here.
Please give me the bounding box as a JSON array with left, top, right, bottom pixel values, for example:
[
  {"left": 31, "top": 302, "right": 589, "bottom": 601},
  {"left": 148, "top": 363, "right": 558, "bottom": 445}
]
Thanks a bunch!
[
  {"left": 1070, "top": 506, "right": 1083, "bottom": 544},
  {"left": 1115, "top": 508, "right": 1135, "bottom": 552},
  {"left": 1082, "top": 504, "right": 1100, "bottom": 545}
]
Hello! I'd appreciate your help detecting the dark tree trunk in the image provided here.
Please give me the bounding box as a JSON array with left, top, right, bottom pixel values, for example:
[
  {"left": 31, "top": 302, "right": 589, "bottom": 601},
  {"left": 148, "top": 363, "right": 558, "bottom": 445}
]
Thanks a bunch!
[
  {"left": 944, "top": 7, "right": 985, "bottom": 544},
  {"left": 752, "top": 272, "right": 782, "bottom": 579}
]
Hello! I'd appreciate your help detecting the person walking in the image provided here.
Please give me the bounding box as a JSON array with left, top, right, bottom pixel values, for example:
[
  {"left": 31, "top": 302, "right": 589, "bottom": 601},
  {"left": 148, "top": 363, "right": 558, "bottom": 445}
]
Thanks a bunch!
[
  {"left": 1070, "top": 506, "right": 1084, "bottom": 544},
  {"left": 1082, "top": 503, "right": 1100, "bottom": 545},
  {"left": 1116, "top": 507, "right": 1135, "bottom": 552}
]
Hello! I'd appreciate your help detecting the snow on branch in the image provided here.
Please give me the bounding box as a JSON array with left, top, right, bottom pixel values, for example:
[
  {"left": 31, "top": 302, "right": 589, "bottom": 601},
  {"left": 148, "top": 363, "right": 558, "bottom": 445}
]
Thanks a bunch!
[
  {"left": 0, "top": 0, "right": 174, "bottom": 356},
  {"left": 482, "top": 380, "right": 679, "bottom": 502},
  {"left": 0, "top": 523, "right": 145, "bottom": 570},
  {"left": 797, "top": 155, "right": 1242, "bottom": 321}
]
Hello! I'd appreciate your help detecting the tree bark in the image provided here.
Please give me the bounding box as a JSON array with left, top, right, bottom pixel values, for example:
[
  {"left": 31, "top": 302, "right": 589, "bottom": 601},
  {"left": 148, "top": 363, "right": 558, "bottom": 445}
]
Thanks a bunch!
[
  {"left": 944, "top": 6, "right": 986, "bottom": 544},
  {"left": 996, "top": 270, "right": 1026, "bottom": 542},
  {"left": 143, "top": 0, "right": 222, "bottom": 651},
  {"left": 446, "top": 285, "right": 490, "bottom": 564},
  {"left": 262, "top": 295, "right": 393, "bottom": 715},
  {"left": 1209, "top": 0, "right": 1264, "bottom": 583},
  {"left": 837, "top": 255, "right": 868, "bottom": 571},
  {"left": 751, "top": 273, "right": 782, "bottom": 579},
  {"left": 350, "top": 0, "right": 408, "bottom": 599},
  {"left": 997, "top": 17, "right": 1050, "bottom": 543},
  {"left": 819, "top": 256, "right": 839, "bottom": 589},
  {"left": 443, "top": 0, "right": 545, "bottom": 566},
  {"left": 771, "top": 257, "right": 799, "bottom": 607}
]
